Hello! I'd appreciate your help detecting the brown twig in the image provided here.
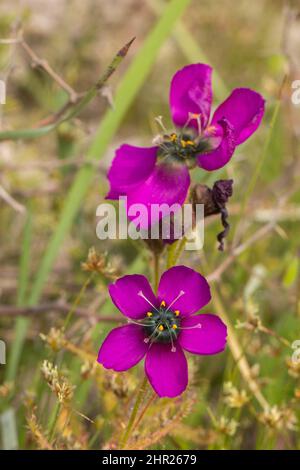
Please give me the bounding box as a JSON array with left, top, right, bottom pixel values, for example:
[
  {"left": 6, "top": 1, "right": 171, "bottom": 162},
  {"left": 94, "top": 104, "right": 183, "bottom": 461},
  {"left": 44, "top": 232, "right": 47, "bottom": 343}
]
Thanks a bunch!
[
  {"left": 0, "top": 183, "right": 26, "bottom": 214},
  {"left": 19, "top": 37, "right": 79, "bottom": 102}
]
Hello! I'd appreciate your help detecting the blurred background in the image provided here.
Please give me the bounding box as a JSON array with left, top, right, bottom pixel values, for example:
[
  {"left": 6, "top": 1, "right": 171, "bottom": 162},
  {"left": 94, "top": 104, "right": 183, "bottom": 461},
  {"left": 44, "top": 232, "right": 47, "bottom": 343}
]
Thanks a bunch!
[{"left": 0, "top": 0, "right": 300, "bottom": 450}]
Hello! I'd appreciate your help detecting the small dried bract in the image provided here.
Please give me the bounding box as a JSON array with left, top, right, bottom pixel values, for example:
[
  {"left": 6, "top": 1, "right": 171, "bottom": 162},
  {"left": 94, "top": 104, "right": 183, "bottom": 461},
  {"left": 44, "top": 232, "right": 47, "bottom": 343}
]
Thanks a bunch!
[
  {"left": 41, "top": 360, "right": 74, "bottom": 404},
  {"left": 286, "top": 357, "right": 300, "bottom": 379},
  {"left": 26, "top": 407, "right": 52, "bottom": 450},
  {"left": 223, "top": 381, "right": 250, "bottom": 408},
  {"left": 236, "top": 313, "right": 262, "bottom": 333},
  {"left": 80, "top": 360, "right": 98, "bottom": 380},
  {"left": 40, "top": 327, "right": 66, "bottom": 352},
  {"left": 81, "top": 247, "right": 119, "bottom": 279},
  {"left": 258, "top": 405, "right": 298, "bottom": 431},
  {"left": 216, "top": 416, "right": 238, "bottom": 437}
]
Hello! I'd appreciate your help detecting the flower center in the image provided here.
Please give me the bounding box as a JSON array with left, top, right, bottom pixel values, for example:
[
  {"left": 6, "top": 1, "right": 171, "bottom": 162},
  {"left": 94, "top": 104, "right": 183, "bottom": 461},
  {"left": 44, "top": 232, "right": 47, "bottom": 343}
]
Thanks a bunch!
[
  {"left": 144, "top": 301, "right": 181, "bottom": 344},
  {"left": 158, "top": 132, "right": 210, "bottom": 169}
]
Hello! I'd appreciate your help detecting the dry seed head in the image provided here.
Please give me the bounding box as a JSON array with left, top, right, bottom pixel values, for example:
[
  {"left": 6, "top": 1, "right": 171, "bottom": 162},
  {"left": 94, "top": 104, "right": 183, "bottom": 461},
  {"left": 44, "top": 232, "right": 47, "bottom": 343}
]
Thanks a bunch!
[
  {"left": 41, "top": 360, "right": 74, "bottom": 404},
  {"left": 216, "top": 416, "right": 238, "bottom": 437},
  {"left": 223, "top": 381, "right": 249, "bottom": 408},
  {"left": 40, "top": 327, "right": 66, "bottom": 352},
  {"left": 81, "top": 247, "right": 119, "bottom": 279},
  {"left": 80, "top": 360, "right": 97, "bottom": 379},
  {"left": 258, "top": 405, "right": 297, "bottom": 431}
]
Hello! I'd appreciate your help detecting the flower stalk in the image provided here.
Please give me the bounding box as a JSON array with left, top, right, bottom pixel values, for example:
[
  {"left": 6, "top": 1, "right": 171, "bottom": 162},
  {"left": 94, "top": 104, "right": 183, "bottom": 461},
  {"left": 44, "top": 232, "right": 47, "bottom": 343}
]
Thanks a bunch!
[{"left": 120, "top": 376, "right": 149, "bottom": 449}]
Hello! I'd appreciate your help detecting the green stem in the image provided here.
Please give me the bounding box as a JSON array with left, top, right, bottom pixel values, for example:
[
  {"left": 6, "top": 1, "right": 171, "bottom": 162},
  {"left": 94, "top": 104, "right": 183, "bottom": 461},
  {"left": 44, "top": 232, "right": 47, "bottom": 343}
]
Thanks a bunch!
[
  {"left": 63, "top": 272, "right": 94, "bottom": 330},
  {"left": 48, "top": 402, "right": 62, "bottom": 443},
  {"left": 120, "top": 376, "right": 148, "bottom": 449},
  {"left": 167, "top": 236, "right": 187, "bottom": 268},
  {"left": 153, "top": 253, "right": 160, "bottom": 292}
]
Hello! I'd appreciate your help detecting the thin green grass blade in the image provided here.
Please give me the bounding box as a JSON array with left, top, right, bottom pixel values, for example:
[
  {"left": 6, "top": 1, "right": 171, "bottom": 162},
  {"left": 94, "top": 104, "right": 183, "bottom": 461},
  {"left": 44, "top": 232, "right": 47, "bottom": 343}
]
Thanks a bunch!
[{"left": 5, "top": 211, "right": 32, "bottom": 382}]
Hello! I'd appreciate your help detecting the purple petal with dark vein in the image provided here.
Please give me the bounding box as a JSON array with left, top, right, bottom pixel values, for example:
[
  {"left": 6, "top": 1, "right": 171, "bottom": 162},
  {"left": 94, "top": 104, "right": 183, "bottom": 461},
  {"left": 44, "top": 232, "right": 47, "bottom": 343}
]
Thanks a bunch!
[
  {"left": 197, "top": 118, "right": 236, "bottom": 171},
  {"left": 169, "top": 64, "right": 213, "bottom": 131},
  {"left": 211, "top": 88, "right": 265, "bottom": 145}
]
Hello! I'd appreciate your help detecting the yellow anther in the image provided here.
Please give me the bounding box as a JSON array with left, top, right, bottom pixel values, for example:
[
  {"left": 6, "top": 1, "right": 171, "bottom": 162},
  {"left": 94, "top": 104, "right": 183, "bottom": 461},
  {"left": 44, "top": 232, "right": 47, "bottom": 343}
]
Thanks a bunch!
[
  {"left": 160, "top": 300, "right": 166, "bottom": 307},
  {"left": 172, "top": 324, "right": 178, "bottom": 330},
  {"left": 170, "top": 133, "right": 177, "bottom": 142},
  {"left": 158, "top": 325, "right": 164, "bottom": 331},
  {"left": 186, "top": 140, "right": 195, "bottom": 146},
  {"left": 174, "top": 310, "right": 180, "bottom": 316},
  {"left": 180, "top": 139, "right": 187, "bottom": 148},
  {"left": 147, "top": 312, "right": 153, "bottom": 317}
]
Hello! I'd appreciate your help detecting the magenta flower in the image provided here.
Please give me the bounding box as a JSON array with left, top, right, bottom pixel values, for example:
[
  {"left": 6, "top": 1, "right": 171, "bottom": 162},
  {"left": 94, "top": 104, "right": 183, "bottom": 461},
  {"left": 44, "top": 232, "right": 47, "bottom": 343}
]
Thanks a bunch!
[
  {"left": 97, "top": 265, "right": 227, "bottom": 398},
  {"left": 106, "top": 63, "right": 265, "bottom": 229}
]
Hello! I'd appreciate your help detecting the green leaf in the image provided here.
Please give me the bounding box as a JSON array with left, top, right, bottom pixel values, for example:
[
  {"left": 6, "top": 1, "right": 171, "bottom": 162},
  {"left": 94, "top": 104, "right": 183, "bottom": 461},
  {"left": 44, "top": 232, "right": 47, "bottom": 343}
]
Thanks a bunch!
[{"left": 283, "top": 257, "right": 299, "bottom": 287}]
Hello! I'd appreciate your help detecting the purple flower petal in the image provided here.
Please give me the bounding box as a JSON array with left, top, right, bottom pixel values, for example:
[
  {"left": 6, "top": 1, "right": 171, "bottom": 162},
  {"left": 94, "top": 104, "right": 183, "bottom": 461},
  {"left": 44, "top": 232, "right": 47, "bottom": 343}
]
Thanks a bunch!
[
  {"left": 109, "top": 274, "right": 157, "bottom": 319},
  {"left": 169, "top": 64, "right": 212, "bottom": 131},
  {"left": 106, "top": 144, "right": 158, "bottom": 199},
  {"left": 126, "top": 162, "right": 190, "bottom": 229},
  {"left": 157, "top": 265, "right": 211, "bottom": 316},
  {"left": 211, "top": 88, "right": 265, "bottom": 145},
  {"left": 98, "top": 324, "right": 147, "bottom": 371},
  {"left": 198, "top": 118, "right": 236, "bottom": 171},
  {"left": 145, "top": 343, "right": 188, "bottom": 397},
  {"left": 179, "top": 314, "right": 227, "bottom": 355}
]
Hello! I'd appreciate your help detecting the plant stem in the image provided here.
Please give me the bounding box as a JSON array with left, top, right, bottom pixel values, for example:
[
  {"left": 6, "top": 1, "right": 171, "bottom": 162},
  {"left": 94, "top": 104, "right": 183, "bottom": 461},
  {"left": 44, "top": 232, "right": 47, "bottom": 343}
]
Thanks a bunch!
[
  {"left": 48, "top": 402, "right": 62, "bottom": 443},
  {"left": 63, "top": 272, "right": 94, "bottom": 330},
  {"left": 131, "top": 391, "right": 157, "bottom": 435},
  {"left": 120, "top": 376, "right": 148, "bottom": 449},
  {"left": 167, "top": 236, "right": 187, "bottom": 268},
  {"left": 153, "top": 252, "right": 160, "bottom": 292}
]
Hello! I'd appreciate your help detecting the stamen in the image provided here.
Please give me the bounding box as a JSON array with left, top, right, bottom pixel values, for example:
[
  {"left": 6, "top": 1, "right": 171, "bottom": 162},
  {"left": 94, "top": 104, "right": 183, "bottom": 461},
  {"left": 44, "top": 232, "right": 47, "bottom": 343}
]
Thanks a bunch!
[
  {"left": 155, "top": 115, "right": 168, "bottom": 134},
  {"left": 165, "top": 322, "right": 176, "bottom": 352},
  {"left": 128, "top": 319, "right": 150, "bottom": 327},
  {"left": 178, "top": 323, "right": 202, "bottom": 330},
  {"left": 145, "top": 324, "right": 161, "bottom": 346},
  {"left": 158, "top": 325, "right": 164, "bottom": 331},
  {"left": 147, "top": 312, "right": 153, "bottom": 317},
  {"left": 138, "top": 291, "right": 160, "bottom": 313},
  {"left": 188, "top": 112, "right": 202, "bottom": 135},
  {"left": 181, "top": 114, "right": 194, "bottom": 133},
  {"left": 165, "top": 290, "right": 185, "bottom": 312},
  {"left": 175, "top": 310, "right": 180, "bottom": 316},
  {"left": 160, "top": 300, "right": 166, "bottom": 308}
]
